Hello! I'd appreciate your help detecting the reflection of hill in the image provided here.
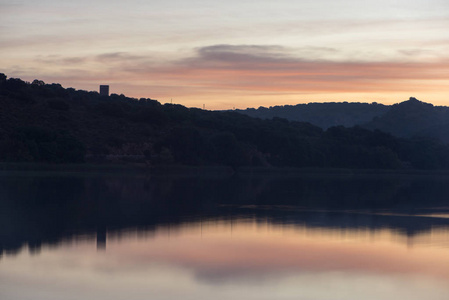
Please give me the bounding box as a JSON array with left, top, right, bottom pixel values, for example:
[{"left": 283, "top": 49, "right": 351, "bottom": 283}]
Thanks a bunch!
[
  {"left": 1, "top": 171, "right": 449, "bottom": 256},
  {"left": 238, "top": 207, "right": 449, "bottom": 240}
]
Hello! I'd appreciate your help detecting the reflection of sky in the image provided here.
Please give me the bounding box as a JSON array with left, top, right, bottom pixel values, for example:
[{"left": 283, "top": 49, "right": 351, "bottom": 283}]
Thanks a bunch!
[
  {"left": 1, "top": 220, "right": 449, "bottom": 300},
  {"left": 1, "top": 0, "right": 449, "bottom": 109}
]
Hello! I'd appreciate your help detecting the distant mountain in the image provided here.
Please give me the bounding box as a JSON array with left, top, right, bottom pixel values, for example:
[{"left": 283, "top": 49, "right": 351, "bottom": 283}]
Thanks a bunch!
[
  {"left": 236, "top": 97, "right": 449, "bottom": 144},
  {"left": 363, "top": 97, "right": 449, "bottom": 143},
  {"left": 236, "top": 102, "right": 389, "bottom": 129}
]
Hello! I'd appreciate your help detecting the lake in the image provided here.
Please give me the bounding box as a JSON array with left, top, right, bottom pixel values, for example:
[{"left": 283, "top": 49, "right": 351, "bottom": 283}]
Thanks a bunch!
[{"left": 1, "top": 170, "right": 449, "bottom": 300}]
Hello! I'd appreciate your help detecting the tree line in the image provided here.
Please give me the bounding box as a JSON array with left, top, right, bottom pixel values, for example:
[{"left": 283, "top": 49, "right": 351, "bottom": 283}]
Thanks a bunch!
[{"left": 1, "top": 73, "right": 448, "bottom": 169}]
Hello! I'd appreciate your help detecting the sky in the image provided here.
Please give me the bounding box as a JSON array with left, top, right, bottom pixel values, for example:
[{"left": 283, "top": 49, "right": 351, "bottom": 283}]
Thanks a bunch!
[{"left": 1, "top": 0, "right": 449, "bottom": 109}]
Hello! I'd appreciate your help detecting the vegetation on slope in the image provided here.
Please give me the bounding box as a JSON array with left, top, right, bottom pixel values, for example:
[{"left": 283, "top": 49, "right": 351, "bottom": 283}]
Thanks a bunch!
[
  {"left": 364, "top": 97, "right": 449, "bottom": 143},
  {"left": 237, "top": 102, "right": 389, "bottom": 129},
  {"left": 1, "top": 73, "right": 448, "bottom": 169},
  {"left": 237, "top": 97, "right": 449, "bottom": 145}
]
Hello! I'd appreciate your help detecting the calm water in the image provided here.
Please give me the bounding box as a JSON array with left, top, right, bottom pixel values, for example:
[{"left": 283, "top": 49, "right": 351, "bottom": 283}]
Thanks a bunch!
[{"left": 1, "top": 171, "right": 449, "bottom": 300}]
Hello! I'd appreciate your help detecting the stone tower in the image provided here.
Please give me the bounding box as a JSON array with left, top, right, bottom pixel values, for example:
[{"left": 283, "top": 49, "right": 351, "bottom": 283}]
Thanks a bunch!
[{"left": 99, "top": 85, "right": 109, "bottom": 96}]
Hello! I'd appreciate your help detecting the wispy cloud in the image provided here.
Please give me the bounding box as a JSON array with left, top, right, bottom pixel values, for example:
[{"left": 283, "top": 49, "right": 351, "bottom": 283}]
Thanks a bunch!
[
  {"left": 95, "top": 52, "right": 146, "bottom": 63},
  {"left": 34, "top": 55, "right": 88, "bottom": 65},
  {"left": 139, "top": 45, "right": 449, "bottom": 91}
]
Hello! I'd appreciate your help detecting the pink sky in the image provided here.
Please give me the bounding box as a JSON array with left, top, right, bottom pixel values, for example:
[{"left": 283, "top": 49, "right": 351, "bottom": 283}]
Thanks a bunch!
[{"left": 2, "top": 0, "right": 449, "bottom": 109}]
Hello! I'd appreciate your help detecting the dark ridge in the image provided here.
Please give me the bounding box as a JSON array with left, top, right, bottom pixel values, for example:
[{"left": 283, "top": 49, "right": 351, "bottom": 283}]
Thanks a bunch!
[
  {"left": 1, "top": 73, "right": 449, "bottom": 169},
  {"left": 236, "top": 97, "right": 449, "bottom": 145},
  {"left": 236, "top": 101, "right": 389, "bottom": 129},
  {"left": 363, "top": 97, "right": 449, "bottom": 143}
]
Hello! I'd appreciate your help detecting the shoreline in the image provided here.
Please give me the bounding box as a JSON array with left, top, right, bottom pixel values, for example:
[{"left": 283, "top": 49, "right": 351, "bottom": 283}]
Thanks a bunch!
[{"left": 2, "top": 162, "right": 449, "bottom": 177}]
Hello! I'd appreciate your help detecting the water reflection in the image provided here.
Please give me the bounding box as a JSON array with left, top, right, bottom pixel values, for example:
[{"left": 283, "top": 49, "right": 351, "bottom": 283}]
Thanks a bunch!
[
  {"left": 89, "top": 212, "right": 449, "bottom": 252},
  {"left": 2, "top": 171, "right": 449, "bottom": 256},
  {"left": 1, "top": 170, "right": 449, "bottom": 300},
  {"left": 1, "top": 218, "right": 449, "bottom": 300},
  {"left": 104, "top": 219, "right": 449, "bottom": 279}
]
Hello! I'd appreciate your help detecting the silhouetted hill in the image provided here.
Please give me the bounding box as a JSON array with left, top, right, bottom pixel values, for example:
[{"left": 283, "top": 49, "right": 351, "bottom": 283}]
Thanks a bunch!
[
  {"left": 236, "top": 102, "right": 389, "bottom": 129},
  {"left": 237, "top": 97, "right": 449, "bottom": 145},
  {"left": 1, "top": 73, "right": 449, "bottom": 169},
  {"left": 363, "top": 97, "right": 449, "bottom": 143}
]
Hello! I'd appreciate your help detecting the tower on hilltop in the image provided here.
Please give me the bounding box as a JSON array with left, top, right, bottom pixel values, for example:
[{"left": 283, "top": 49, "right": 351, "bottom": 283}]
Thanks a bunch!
[{"left": 99, "top": 85, "right": 109, "bottom": 96}]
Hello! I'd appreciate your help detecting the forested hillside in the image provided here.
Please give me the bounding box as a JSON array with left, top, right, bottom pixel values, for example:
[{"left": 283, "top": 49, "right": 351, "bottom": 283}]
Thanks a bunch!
[
  {"left": 364, "top": 98, "right": 449, "bottom": 143},
  {"left": 237, "top": 102, "right": 389, "bottom": 129},
  {"left": 237, "top": 98, "right": 449, "bottom": 145},
  {"left": 1, "top": 73, "right": 448, "bottom": 169}
]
